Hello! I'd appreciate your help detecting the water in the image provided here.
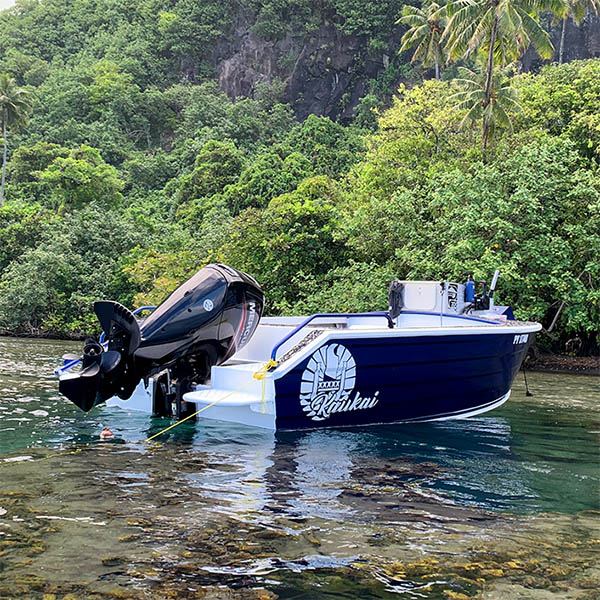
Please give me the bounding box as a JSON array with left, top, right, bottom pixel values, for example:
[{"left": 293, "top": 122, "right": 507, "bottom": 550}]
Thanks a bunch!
[{"left": 0, "top": 337, "right": 598, "bottom": 600}]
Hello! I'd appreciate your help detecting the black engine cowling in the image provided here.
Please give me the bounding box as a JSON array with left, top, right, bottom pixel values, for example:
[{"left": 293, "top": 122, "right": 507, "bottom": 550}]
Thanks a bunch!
[{"left": 59, "top": 264, "right": 264, "bottom": 412}]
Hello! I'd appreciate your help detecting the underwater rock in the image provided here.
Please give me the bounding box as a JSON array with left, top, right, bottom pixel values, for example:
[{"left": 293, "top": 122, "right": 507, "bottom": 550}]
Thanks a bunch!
[
  {"left": 254, "top": 529, "right": 288, "bottom": 540},
  {"left": 442, "top": 592, "right": 470, "bottom": 600},
  {"left": 117, "top": 534, "right": 140, "bottom": 543},
  {"left": 101, "top": 556, "right": 128, "bottom": 567}
]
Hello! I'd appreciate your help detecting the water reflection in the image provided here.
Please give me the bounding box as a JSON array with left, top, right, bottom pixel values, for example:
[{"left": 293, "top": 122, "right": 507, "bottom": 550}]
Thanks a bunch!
[
  {"left": 0, "top": 336, "right": 598, "bottom": 599},
  {"left": 1, "top": 334, "right": 598, "bottom": 519}
]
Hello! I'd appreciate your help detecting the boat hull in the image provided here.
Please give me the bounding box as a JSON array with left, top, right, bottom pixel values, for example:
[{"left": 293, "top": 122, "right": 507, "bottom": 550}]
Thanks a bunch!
[
  {"left": 273, "top": 331, "right": 532, "bottom": 430},
  {"left": 111, "top": 318, "right": 538, "bottom": 432}
]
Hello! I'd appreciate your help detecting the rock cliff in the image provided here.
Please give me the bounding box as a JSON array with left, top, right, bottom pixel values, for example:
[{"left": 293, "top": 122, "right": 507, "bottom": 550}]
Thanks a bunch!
[
  {"left": 214, "top": 10, "right": 599, "bottom": 121},
  {"left": 214, "top": 13, "right": 400, "bottom": 122}
]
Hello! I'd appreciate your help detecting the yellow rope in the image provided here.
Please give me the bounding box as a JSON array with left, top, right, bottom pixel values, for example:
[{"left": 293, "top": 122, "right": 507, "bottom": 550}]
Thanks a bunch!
[
  {"left": 253, "top": 359, "right": 278, "bottom": 380},
  {"left": 254, "top": 359, "right": 277, "bottom": 414},
  {"left": 146, "top": 359, "right": 278, "bottom": 442},
  {"left": 260, "top": 377, "right": 266, "bottom": 414}
]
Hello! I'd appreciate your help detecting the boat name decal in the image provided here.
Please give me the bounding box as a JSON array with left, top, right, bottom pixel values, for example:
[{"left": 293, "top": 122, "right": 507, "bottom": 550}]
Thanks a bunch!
[
  {"left": 300, "top": 343, "right": 380, "bottom": 421},
  {"left": 513, "top": 334, "right": 529, "bottom": 344}
]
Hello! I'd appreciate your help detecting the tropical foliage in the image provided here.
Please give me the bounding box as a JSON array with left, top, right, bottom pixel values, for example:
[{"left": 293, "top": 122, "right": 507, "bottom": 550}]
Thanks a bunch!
[
  {"left": 451, "top": 65, "right": 521, "bottom": 143},
  {"left": 443, "top": 0, "right": 558, "bottom": 148},
  {"left": 0, "top": 0, "right": 598, "bottom": 354},
  {"left": 397, "top": 0, "right": 598, "bottom": 150},
  {"left": 398, "top": 1, "right": 448, "bottom": 80},
  {"left": 0, "top": 73, "right": 32, "bottom": 206}
]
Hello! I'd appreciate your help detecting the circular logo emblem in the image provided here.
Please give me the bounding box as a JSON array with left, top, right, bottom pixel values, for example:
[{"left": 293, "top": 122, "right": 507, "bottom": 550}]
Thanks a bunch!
[
  {"left": 203, "top": 299, "right": 214, "bottom": 312},
  {"left": 300, "top": 343, "right": 356, "bottom": 421}
]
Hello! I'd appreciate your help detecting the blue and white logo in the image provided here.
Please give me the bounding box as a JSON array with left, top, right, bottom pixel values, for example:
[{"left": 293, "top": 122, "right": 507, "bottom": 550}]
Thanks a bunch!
[{"left": 300, "top": 343, "right": 379, "bottom": 421}]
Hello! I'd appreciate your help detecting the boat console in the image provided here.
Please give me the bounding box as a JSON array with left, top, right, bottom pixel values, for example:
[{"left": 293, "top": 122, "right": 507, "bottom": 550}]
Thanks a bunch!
[{"left": 388, "top": 275, "right": 515, "bottom": 322}]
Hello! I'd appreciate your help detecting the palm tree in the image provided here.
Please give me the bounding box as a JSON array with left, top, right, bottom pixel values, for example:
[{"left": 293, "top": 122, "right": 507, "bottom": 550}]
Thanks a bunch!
[
  {"left": 558, "top": 0, "right": 600, "bottom": 63},
  {"left": 0, "top": 74, "right": 32, "bottom": 207},
  {"left": 443, "top": 0, "right": 560, "bottom": 150},
  {"left": 451, "top": 64, "right": 521, "bottom": 149},
  {"left": 398, "top": 1, "right": 448, "bottom": 80}
]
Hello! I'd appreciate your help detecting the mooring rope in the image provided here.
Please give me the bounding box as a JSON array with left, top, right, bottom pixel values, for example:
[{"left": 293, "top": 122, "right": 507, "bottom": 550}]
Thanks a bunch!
[{"left": 145, "top": 359, "right": 278, "bottom": 442}]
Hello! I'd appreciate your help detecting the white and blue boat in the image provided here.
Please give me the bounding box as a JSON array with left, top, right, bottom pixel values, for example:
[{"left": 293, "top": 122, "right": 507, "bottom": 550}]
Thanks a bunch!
[{"left": 56, "top": 264, "right": 541, "bottom": 430}]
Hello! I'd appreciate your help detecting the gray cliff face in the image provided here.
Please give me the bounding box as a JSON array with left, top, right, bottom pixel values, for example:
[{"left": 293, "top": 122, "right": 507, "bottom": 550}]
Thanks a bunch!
[
  {"left": 560, "top": 13, "right": 600, "bottom": 60},
  {"left": 213, "top": 12, "right": 598, "bottom": 122},
  {"left": 284, "top": 24, "right": 367, "bottom": 121},
  {"left": 214, "top": 15, "right": 398, "bottom": 122},
  {"left": 216, "top": 19, "right": 295, "bottom": 100},
  {"left": 522, "top": 14, "right": 600, "bottom": 71}
]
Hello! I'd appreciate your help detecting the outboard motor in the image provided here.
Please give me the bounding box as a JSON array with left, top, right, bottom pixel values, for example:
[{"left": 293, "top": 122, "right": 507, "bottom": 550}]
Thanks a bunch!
[{"left": 59, "top": 264, "right": 264, "bottom": 413}]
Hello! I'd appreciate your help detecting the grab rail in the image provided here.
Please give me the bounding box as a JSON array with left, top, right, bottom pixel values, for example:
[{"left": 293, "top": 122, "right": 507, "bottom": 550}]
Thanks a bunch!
[
  {"left": 269, "top": 311, "right": 393, "bottom": 364},
  {"left": 55, "top": 305, "right": 156, "bottom": 376}
]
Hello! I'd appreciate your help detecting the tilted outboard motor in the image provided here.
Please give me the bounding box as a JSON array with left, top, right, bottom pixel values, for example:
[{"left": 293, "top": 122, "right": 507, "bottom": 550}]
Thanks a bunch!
[{"left": 59, "top": 264, "right": 264, "bottom": 413}]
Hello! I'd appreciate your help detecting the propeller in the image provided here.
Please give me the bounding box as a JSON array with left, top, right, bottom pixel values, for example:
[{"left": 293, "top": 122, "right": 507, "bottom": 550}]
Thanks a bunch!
[
  {"left": 58, "top": 302, "right": 141, "bottom": 412},
  {"left": 58, "top": 347, "right": 123, "bottom": 412}
]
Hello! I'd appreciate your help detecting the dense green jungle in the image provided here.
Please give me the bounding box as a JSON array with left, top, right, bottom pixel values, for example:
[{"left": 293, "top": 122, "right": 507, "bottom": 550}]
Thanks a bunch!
[{"left": 0, "top": 0, "right": 598, "bottom": 354}]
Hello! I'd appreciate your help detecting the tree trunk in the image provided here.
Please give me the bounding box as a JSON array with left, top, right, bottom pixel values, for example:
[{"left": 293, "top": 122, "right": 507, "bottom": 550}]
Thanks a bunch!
[
  {"left": 482, "top": 118, "right": 490, "bottom": 153},
  {"left": 482, "top": 14, "right": 499, "bottom": 152},
  {"left": 559, "top": 16, "right": 567, "bottom": 64},
  {"left": 0, "top": 117, "right": 7, "bottom": 208},
  {"left": 435, "top": 57, "right": 440, "bottom": 80}
]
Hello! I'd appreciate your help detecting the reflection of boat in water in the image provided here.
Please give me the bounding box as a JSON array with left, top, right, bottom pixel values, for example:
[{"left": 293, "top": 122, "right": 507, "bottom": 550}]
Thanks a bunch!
[
  {"left": 56, "top": 264, "right": 540, "bottom": 430},
  {"left": 155, "top": 416, "right": 536, "bottom": 519}
]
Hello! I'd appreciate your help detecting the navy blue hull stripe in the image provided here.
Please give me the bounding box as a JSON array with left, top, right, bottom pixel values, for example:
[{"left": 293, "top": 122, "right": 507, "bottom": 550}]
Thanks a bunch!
[
  {"left": 275, "top": 394, "right": 510, "bottom": 431},
  {"left": 273, "top": 331, "right": 531, "bottom": 430}
]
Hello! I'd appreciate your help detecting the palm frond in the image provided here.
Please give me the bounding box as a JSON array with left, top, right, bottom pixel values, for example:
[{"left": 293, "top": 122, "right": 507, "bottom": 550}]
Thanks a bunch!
[
  {"left": 399, "top": 13, "right": 426, "bottom": 27},
  {"left": 572, "top": 2, "right": 588, "bottom": 21},
  {"left": 411, "top": 39, "right": 429, "bottom": 63},
  {"left": 517, "top": 7, "right": 554, "bottom": 58},
  {"left": 446, "top": 19, "right": 481, "bottom": 59},
  {"left": 0, "top": 74, "right": 33, "bottom": 129},
  {"left": 493, "top": 102, "right": 513, "bottom": 130},
  {"left": 401, "top": 5, "right": 424, "bottom": 17},
  {"left": 446, "top": 0, "right": 478, "bottom": 18},
  {"left": 468, "top": 14, "right": 497, "bottom": 56},
  {"left": 460, "top": 102, "right": 483, "bottom": 128},
  {"left": 398, "top": 2, "right": 447, "bottom": 71},
  {"left": 399, "top": 26, "right": 428, "bottom": 52}
]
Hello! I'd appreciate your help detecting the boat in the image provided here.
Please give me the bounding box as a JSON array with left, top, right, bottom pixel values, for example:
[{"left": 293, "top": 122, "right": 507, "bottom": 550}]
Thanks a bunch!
[{"left": 56, "top": 264, "right": 541, "bottom": 430}]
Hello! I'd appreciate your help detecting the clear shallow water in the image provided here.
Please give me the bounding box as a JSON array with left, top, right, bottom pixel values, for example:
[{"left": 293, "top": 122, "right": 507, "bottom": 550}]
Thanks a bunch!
[{"left": 0, "top": 336, "right": 598, "bottom": 599}]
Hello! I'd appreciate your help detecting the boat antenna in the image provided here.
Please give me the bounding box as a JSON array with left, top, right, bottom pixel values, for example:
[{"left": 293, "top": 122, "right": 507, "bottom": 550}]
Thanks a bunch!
[{"left": 488, "top": 269, "right": 500, "bottom": 311}]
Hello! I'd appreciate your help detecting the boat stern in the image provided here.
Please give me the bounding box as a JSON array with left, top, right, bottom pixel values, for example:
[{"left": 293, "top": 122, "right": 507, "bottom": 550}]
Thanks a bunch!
[{"left": 183, "top": 362, "right": 277, "bottom": 429}]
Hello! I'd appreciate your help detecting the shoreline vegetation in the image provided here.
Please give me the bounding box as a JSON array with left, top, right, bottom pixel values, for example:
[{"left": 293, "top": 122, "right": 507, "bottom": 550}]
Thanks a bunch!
[{"left": 0, "top": 1, "right": 598, "bottom": 356}]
